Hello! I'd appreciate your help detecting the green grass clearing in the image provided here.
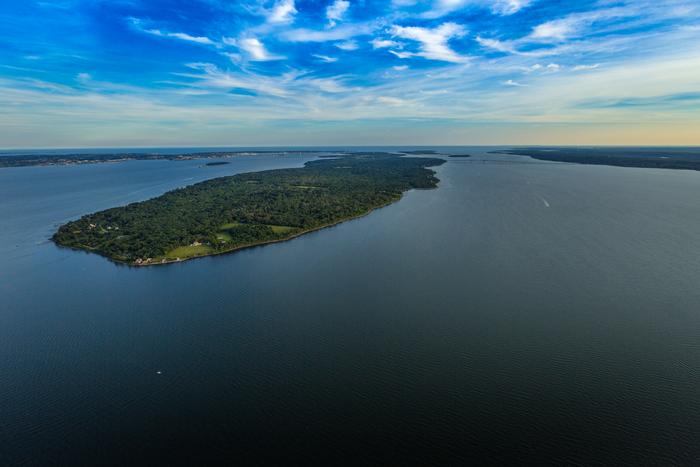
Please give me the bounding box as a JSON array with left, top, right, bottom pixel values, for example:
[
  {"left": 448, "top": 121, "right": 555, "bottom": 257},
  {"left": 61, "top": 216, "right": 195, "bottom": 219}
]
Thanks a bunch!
[
  {"left": 164, "top": 244, "right": 213, "bottom": 260},
  {"left": 269, "top": 225, "right": 295, "bottom": 234},
  {"left": 216, "top": 232, "right": 232, "bottom": 242}
]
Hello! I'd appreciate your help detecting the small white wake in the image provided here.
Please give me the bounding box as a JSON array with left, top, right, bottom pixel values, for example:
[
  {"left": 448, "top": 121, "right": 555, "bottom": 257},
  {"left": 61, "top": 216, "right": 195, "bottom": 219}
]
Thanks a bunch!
[{"left": 538, "top": 196, "right": 550, "bottom": 208}]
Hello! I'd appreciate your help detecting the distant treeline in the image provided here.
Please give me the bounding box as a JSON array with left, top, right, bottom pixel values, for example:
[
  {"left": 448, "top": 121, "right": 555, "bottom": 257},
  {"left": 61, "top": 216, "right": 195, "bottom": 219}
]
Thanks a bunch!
[
  {"left": 496, "top": 147, "right": 700, "bottom": 171},
  {"left": 0, "top": 151, "right": 326, "bottom": 168},
  {"left": 53, "top": 153, "right": 445, "bottom": 265}
]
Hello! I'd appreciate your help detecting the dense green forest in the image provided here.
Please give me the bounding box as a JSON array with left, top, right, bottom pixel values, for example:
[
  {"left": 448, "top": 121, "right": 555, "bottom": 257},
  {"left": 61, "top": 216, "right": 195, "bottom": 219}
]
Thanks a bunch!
[{"left": 53, "top": 153, "right": 444, "bottom": 265}]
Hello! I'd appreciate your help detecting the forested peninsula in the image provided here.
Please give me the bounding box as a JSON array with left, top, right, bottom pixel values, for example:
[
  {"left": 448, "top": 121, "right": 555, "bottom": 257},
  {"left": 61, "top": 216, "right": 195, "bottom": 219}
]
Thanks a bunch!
[
  {"left": 53, "top": 153, "right": 445, "bottom": 266},
  {"left": 496, "top": 147, "right": 700, "bottom": 171}
]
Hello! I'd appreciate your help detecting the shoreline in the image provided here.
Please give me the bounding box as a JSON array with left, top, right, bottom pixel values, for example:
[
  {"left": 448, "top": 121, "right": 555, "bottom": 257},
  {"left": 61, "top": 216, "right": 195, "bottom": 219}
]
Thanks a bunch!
[
  {"left": 53, "top": 195, "right": 405, "bottom": 268},
  {"left": 132, "top": 195, "right": 404, "bottom": 267},
  {"left": 0, "top": 150, "right": 330, "bottom": 169},
  {"left": 52, "top": 155, "right": 443, "bottom": 267},
  {"left": 53, "top": 185, "right": 439, "bottom": 268}
]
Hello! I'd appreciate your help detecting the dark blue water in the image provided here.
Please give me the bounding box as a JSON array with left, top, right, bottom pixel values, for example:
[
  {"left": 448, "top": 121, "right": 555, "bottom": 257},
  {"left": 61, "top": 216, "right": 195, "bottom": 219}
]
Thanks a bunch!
[{"left": 2, "top": 148, "right": 700, "bottom": 465}]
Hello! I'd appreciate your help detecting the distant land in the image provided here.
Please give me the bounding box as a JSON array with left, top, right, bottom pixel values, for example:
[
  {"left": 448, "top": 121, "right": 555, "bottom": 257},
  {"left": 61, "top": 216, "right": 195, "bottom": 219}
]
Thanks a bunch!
[
  {"left": 53, "top": 153, "right": 445, "bottom": 266},
  {"left": 401, "top": 150, "right": 440, "bottom": 155},
  {"left": 0, "top": 150, "right": 326, "bottom": 168},
  {"left": 497, "top": 147, "right": 700, "bottom": 171},
  {"left": 0, "top": 149, "right": 454, "bottom": 168},
  {"left": 449, "top": 154, "right": 471, "bottom": 158}
]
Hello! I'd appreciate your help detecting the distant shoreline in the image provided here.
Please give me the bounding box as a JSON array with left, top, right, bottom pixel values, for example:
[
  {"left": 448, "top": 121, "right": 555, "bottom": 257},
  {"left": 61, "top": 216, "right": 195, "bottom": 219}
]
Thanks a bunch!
[
  {"left": 494, "top": 148, "right": 700, "bottom": 171},
  {"left": 130, "top": 196, "right": 404, "bottom": 267},
  {"left": 0, "top": 150, "right": 329, "bottom": 169}
]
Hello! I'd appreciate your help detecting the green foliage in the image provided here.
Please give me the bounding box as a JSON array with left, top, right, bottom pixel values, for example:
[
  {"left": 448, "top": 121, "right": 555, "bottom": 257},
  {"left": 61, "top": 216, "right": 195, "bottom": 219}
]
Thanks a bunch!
[{"left": 53, "top": 154, "right": 445, "bottom": 264}]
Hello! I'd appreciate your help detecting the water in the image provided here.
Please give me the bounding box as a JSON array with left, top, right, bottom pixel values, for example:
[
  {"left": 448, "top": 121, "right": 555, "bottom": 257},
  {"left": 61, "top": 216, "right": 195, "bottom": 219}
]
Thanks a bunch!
[{"left": 2, "top": 148, "right": 700, "bottom": 465}]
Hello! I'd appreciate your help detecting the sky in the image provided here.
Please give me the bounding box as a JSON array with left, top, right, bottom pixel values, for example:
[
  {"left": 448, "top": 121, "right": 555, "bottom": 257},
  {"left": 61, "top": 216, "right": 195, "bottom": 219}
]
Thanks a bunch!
[{"left": 0, "top": 0, "right": 699, "bottom": 148}]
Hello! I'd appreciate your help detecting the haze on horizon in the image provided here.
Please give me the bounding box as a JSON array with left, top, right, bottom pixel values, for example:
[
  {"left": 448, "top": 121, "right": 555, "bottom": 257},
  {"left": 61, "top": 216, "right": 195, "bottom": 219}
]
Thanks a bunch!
[{"left": 1, "top": 0, "right": 699, "bottom": 148}]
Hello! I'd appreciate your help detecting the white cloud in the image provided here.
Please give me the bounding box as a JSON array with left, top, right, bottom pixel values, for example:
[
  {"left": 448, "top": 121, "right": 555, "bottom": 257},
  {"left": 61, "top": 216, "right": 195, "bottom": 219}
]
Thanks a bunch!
[
  {"left": 492, "top": 0, "right": 533, "bottom": 15},
  {"left": 391, "top": 23, "right": 469, "bottom": 63},
  {"left": 372, "top": 38, "right": 401, "bottom": 49},
  {"left": 267, "top": 0, "right": 297, "bottom": 24},
  {"left": 129, "top": 18, "right": 215, "bottom": 45},
  {"left": 393, "top": 65, "right": 409, "bottom": 71},
  {"left": 503, "top": 79, "right": 525, "bottom": 86},
  {"left": 377, "top": 96, "right": 407, "bottom": 105},
  {"left": 182, "top": 63, "right": 289, "bottom": 97},
  {"left": 531, "top": 17, "right": 579, "bottom": 41},
  {"left": 221, "top": 52, "right": 242, "bottom": 63},
  {"left": 335, "top": 40, "right": 359, "bottom": 50},
  {"left": 422, "top": 0, "right": 534, "bottom": 18},
  {"left": 392, "top": 0, "right": 418, "bottom": 6},
  {"left": 573, "top": 63, "right": 601, "bottom": 71},
  {"left": 235, "top": 37, "right": 284, "bottom": 61},
  {"left": 528, "top": 6, "right": 642, "bottom": 43},
  {"left": 314, "top": 54, "right": 338, "bottom": 63},
  {"left": 422, "top": 0, "right": 469, "bottom": 19},
  {"left": 327, "top": 0, "right": 350, "bottom": 27},
  {"left": 390, "top": 50, "right": 414, "bottom": 59},
  {"left": 309, "top": 77, "right": 356, "bottom": 93},
  {"left": 167, "top": 32, "right": 214, "bottom": 44},
  {"left": 282, "top": 23, "right": 373, "bottom": 42},
  {"left": 476, "top": 36, "right": 516, "bottom": 53}
]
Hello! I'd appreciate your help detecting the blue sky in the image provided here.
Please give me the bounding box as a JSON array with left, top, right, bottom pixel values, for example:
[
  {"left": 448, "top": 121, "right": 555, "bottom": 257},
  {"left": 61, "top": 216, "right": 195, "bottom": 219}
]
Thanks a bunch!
[{"left": 1, "top": 0, "right": 699, "bottom": 147}]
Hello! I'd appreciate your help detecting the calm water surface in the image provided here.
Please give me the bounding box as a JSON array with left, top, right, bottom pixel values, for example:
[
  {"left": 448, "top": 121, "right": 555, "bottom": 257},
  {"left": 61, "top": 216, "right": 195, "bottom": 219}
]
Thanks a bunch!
[{"left": 2, "top": 148, "right": 700, "bottom": 465}]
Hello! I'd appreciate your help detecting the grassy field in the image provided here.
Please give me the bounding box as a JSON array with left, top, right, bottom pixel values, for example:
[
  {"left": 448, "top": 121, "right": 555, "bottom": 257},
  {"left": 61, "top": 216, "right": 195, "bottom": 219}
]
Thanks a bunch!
[
  {"left": 269, "top": 225, "right": 295, "bottom": 234},
  {"left": 163, "top": 244, "right": 213, "bottom": 260},
  {"left": 163, "top": 224, "right": 296, "bottom": 261},
  {"left": 219, "top": 222, "right": 294, "bottom": 237},
  {"left": 216, "top": 232, "right": 233, "bottom": 242}
]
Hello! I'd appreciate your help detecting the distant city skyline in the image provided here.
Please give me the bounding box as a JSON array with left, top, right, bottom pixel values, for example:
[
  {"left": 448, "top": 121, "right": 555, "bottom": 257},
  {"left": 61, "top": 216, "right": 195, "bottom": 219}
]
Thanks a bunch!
[{"left": 1, "top": 0, "right": 699, "bottom": 148}]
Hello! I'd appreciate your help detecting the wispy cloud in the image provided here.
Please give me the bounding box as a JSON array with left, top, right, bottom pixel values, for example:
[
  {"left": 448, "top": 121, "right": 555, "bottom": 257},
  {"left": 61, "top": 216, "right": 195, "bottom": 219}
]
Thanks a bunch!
[
  {"left": 335, "top": 40, "right": 359, "bottom": 51},
  {"left": 266, "top": 0, "right": 297, "bottom": 24},
  {"left": 422, "top": 0, "right": 534, "bottom": 19},
  {"left": 492, "top": 0, "right": 533, "bottom": 16},
  {"left": 326, "top": 0, "right": 350, "bottom": 27},
  {"left": 573, "top": 64, "right": 600, "bottom": 72},
  {"left": 371, "top": 38, "right": 401, "bottom": 49},
  {"left": 225, "top": 37, "right": 284, "bottom": 61},
  {"left": 313, "top": 54, "right": 338, "bottom": 63},
  {"left": 391, "top": 23, "right": 469, "bottom": 63},
  {"left": 129, "top": 18, "right": 215, "bottom": 45},
  {"left": 282, "top": 23, "right": 373, "bottom": 42}
]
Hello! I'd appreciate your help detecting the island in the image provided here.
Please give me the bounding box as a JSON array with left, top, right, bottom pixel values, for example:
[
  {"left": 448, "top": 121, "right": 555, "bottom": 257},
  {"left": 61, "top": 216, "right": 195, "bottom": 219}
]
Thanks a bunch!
[
  {"left": 495, "top": 147, "right": 700, "bottom": 171},
  {"left": 449, "top": 154, "right": 471, "bottom": 158},
  {"left": 401, "top": 150, "right": 439, "bottom": 155},
  {"left": 53, "top": 153, "right": 445, "bottom": 266},
  {"left": 204, "top": 161, "right": 230, "bottom": 166}
]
